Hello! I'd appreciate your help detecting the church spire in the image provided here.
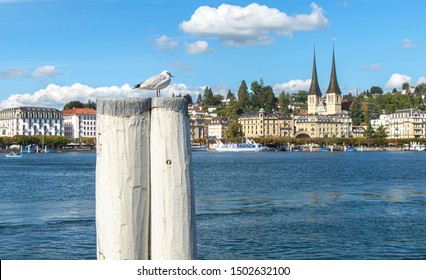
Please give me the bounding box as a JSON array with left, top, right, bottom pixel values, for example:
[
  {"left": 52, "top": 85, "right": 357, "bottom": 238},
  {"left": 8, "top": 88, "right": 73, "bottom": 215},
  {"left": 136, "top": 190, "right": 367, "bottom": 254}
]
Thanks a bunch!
[
  {"left": 308, "top": 44, "right": 322, "bottom": 97},
  {"left": 326, "top": 44, "right": 341, "bottom": 94}
]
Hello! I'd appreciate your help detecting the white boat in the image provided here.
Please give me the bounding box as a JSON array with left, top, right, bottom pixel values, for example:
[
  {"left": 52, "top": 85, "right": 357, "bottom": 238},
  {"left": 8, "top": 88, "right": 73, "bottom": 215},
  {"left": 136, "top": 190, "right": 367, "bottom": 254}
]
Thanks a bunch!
[
  {"left": 191, "top": 144, "right": 208, "bottom": 151},
  {"left": 6, "top": 153, "right": 23, "bottom": 158},
  {"left": 215, "top": 139, "right": 266, "bottom": 152},
  {"left": 403, "top": 142, "right": 426, "bottom": 151}
]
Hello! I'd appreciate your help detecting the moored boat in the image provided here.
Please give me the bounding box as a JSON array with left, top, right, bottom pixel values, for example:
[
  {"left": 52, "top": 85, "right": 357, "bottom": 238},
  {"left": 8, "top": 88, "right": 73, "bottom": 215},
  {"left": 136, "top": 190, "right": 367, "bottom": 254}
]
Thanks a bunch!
[
  {"left": 191, "top": 145, "right": 208, "bottom": 151},
  {"left": 402, "top": 142, "right": 426, "bottom": 151},
  {"left": 345, "top": 147, "right": 357, "bottom": 152},
  {"left": 6, "top": 153, "right": 23, "bottom": 158},
  {"left": 215, "top": 139, "right": 265, "bottom": 152}
]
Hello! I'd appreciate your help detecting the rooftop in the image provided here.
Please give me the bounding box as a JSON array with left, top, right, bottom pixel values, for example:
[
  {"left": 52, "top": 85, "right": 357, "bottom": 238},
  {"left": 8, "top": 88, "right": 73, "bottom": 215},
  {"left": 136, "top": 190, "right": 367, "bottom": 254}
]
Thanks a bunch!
[{"left": 62, "top": 108, "right": 96, "bottom": 115}]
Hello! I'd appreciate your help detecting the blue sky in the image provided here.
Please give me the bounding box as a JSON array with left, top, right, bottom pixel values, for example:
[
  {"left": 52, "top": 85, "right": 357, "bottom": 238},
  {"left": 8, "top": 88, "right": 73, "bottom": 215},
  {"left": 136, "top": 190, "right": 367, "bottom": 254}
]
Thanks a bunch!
[{"left": 0, "top": 0, "right": 424, "bottom": 109}]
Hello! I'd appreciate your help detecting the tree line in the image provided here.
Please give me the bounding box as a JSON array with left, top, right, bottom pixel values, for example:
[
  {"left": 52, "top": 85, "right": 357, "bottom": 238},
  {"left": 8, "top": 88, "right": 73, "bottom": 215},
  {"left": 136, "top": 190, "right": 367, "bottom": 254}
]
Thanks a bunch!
[{"left": 0, "top": 135, "right": 95, "bottom": 149}]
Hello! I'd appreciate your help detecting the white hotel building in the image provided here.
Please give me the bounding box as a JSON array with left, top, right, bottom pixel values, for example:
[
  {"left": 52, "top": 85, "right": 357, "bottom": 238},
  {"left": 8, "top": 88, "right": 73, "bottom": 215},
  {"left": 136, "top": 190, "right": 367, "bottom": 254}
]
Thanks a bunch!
[
  {"left": 62, "top": 108, "right": 96, "bottom": 139},
  {"left": 0, "top": 107, "right": 64, "bottom": 137}
]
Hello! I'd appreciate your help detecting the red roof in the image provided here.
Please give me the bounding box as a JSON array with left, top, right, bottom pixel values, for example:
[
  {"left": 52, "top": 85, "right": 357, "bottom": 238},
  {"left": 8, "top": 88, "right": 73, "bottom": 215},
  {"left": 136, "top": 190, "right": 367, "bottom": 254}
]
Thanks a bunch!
[{"left": 62, "top": 108, "right": 96, "bottom": 115}]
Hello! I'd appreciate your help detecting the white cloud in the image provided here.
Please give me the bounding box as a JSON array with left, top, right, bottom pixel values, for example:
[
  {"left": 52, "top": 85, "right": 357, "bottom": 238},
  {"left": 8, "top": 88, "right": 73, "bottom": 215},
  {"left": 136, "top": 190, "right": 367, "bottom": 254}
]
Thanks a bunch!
[
  {"left": 155, "top": 35, "right": 179, "bottom": 52},
  {"left": 402, "top": 38, "right": 416, "bottom": 49},
  {"left": 0, "top": 68, "right": 28, "bottom": 79},
  {"left": 273, "top": 79, "right": 311, "bottom": 93},
  {"left": 32, "top": 65, "right": 62, "bottom": 78},
  {"left": 385, "top": 73, "right": 412, "bottom": 89},
  {"left": 179, "top": 2, "right": 329, "bottom": 46},
  {"left": 171, "top": 61, "right": 194, "bottom": 71},
  {"left": 185, "top": 41, "right": 212, "bottom": 55},
  {"left": 0, "top": 65, "right": 62, "bottom": 79},
  {"left": 417, "top": 77, "right": 426, "bottom": 85},
  {"left": 0, "top": 83, "right": 204, "bottom": 110},
  {"left": 359, "top": 64, "right": 383, "bottom": 72}
]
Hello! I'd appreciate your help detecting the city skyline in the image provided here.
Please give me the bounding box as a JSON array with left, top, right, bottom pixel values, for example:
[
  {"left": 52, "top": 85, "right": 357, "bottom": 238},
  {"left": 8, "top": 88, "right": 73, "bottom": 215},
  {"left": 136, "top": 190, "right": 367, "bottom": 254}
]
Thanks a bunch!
[{"left": 0, "top": 0, "right": 425, "bottom": 110}]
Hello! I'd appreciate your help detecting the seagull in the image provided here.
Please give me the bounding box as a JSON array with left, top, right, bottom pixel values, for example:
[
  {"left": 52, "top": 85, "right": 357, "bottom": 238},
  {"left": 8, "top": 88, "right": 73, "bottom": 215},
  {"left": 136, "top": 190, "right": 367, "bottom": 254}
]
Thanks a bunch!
[{"left": 132, "top": 70, "right": 174, "bottom": 97}]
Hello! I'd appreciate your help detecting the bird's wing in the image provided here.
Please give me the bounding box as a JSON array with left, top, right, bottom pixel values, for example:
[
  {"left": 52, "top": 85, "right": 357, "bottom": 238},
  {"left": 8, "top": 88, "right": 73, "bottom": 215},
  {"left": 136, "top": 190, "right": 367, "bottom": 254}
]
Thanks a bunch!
[{"left": 140, "top": 73, "right": 167, "bottom": 89}]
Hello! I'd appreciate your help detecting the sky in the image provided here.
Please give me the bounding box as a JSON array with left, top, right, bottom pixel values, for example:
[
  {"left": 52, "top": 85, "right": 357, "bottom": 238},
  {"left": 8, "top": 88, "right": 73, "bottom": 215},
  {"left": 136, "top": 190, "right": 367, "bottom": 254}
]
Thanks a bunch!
[{"left": 0, "top": 0, "right": 425, "bottom": 110}]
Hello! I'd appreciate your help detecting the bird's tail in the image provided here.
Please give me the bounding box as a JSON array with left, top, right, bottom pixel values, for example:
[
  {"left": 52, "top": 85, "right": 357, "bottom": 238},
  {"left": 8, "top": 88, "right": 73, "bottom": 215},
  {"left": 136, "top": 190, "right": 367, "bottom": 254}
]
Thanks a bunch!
[{"left": 132, "top": 83, "right": 141, "bottom": 89}]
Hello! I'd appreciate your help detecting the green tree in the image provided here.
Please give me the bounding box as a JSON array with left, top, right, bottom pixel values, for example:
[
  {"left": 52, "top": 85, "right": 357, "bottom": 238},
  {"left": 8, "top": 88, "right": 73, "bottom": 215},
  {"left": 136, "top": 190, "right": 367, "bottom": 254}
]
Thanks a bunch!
[
  {"left": 402, "top": 82, "right": 410, "bottom": 92},
  {"left": 370, "top": 86, "right": 383, "bottom": 95},
  {"left": 237, "top": 80, "right": 250, "bottom": 109},
  {"left": 63, "top": 101, "right": 85, "bottom": 110},
  {"left": 196, "top": 94, "right": 203, "bottom": 104},
  {"left": 343, "top": 92, "right": 355, "bottom": 101},
  {"left": 368, "top": 103, "right": 381, "bottom": 120},
  {"left": 364, "top": 123, "right": 374, "bottom": 138},
  {"left": 203, "top": 87, "right": 213, "bottom": 105},
  {"left": 224, "top": 122, "right": 243, "bottom": 138},
  {"left": 86, "top": 100, "right": 96, "bottom": 109},
  {"left": 374, "top": 125, "right": 387, "bottom": 138},
  {"left": 415, "top": 83, "right": 426, "bottom": 97},
  {"left": 226, "top": 90, "right": 236, "bottom": 102},
  {"left": 292, "top": 90, "right": 308, "bottom": 103},
  {"left": 278, "top": 91, "right": 291, "bottom": 113},
  {"left": 250, "top": 80, "right": 264, "bottom": 109},
  {"left": 257, "top": 85, "right": 277, "bottom": 112},
  {"left": 363, "top": 104, "right": 370, "bottom": 125},
  {"left": 351, "top": 100, "right": 364, "bottom": 125}
]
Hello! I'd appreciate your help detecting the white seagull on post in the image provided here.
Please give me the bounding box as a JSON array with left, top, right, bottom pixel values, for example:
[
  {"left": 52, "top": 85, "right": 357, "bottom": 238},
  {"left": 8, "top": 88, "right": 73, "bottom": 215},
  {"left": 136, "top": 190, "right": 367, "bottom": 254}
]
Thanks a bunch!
[{"left": 132, "top": 70, "right": 174, "bottom": 97}]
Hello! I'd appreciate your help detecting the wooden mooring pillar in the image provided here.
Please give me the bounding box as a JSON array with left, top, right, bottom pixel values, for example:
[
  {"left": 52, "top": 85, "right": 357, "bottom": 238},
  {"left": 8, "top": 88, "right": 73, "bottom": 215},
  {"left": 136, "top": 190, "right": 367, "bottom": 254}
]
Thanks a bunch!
[{"left": 95, "top": 97, "right": 196, "bottom": 260}]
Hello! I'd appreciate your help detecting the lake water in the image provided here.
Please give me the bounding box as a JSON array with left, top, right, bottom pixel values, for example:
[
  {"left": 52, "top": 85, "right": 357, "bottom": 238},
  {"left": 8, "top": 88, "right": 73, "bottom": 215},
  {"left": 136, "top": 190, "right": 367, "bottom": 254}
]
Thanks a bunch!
[{"left": 1, "top": 151, "right": 425, "bottom": 259}]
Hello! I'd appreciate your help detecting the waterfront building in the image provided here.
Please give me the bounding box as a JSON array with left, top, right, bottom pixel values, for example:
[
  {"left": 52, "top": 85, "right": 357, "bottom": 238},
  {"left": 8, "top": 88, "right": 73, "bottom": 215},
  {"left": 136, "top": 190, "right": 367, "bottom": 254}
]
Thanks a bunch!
[
  {"left": 370, "top": 114, "right": 390, "bottom": 136},
  {"left": 238, "top": 109, "right": 294, "bottom": 138},
  {"left": 294, "top": 46, "right": 352, "bottom": 138},
  {"left": 0, "top": 106, "right": 63, "bottom": 137},
  {"left": 371, "top": 108, "right": 426, "bottom": 139},
  {"left": 188, "top": 104, "right": 208, "bottom": 119},
  {"left": 188, "top": 104, "right": 209, "bottom": 140},
  {"left": 352, "top": 125, "right": 367, "bottom": 137},
  {"left": 189, "top": 118, "right": 207, "bottom": 140},
  {"left": 208, "top": 116, "right": 230, "bottom": 139},
  {"left": 62, "top": 108, "right": 96, "bottom": 139},
  {"left": 295, "top": 114, "right": 352, "bottom": 138}
]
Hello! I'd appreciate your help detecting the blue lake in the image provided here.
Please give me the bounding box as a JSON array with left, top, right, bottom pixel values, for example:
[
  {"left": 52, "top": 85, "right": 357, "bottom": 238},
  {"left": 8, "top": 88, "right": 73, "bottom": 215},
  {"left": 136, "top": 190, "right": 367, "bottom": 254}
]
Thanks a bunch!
[{"left": 0, "top": 151, "right": 425, "bottom": 259}]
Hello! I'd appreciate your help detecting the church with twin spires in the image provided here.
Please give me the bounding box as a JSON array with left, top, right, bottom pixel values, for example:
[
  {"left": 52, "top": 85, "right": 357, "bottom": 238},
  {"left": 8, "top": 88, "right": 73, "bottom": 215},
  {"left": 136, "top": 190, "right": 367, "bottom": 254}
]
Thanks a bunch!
[{"left": 294, "top": 46, "right": 352, "bottom": 138}]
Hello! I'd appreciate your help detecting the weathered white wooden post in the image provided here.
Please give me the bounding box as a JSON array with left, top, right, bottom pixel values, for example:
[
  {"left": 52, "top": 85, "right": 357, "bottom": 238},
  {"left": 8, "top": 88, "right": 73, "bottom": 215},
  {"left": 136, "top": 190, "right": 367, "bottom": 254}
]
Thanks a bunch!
[
  {"left": 96, "top": 98, "right": 151, "bottom": 260},
  {"left": 150, "top": 97, "right": 196, "bottom": 260},
  {"left": 96, "top": 97, "right": 196, "bottom": 260}
]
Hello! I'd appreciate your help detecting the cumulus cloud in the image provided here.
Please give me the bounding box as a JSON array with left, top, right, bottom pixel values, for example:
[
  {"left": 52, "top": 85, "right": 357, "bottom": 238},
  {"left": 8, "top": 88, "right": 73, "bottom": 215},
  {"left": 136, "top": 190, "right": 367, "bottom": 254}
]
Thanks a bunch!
[
  {"left": 0, "top": 83, "right": 204, "bottom": 110},
  {"left": 185, "top": 41, "right": 212, "bottom": 55},
  {"left": 179, "top": 2, "right": 329, "bottom": 46},
  {"left": 359, "top": 64, "right": 383, "bottom": 72},
  {"left": 385, "top": 73, "right": 412, "bottom": 89},
  {"left": 417, "top": 77, "right": 426, "bottom": 85},
  {"left": 155, "top": 35, "right": 179, "bottom": 52},
  {"left": 402, "top": 38, "right": 416, "bottom": 48},
  {"left": 273, "top": 79, "right": 311, "bottom": 93}
]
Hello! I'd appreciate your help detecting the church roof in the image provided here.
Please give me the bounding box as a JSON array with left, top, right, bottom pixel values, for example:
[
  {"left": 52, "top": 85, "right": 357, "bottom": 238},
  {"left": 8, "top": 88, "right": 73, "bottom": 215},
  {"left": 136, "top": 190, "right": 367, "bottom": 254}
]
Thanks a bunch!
[
  {"left": 308, "top": 49, "right": 322, "bottom": 96},
  {"left": 326, "top": 47, "right": 342, "bottom": 95}
]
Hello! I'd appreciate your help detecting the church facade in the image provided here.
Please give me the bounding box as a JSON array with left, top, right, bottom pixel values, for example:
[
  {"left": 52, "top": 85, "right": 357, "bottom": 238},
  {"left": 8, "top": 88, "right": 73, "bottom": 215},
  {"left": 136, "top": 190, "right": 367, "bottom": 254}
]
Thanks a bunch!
[{"left": 295, "top": 47, "right": 352, "bottom": 138}]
